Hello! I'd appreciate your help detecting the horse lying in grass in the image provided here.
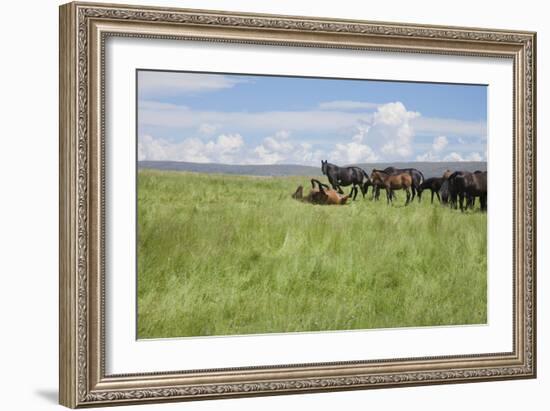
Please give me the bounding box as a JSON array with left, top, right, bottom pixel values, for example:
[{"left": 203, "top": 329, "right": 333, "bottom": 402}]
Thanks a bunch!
[
  {"left": 292, "top": 179, "right": 350, "bottom": 205},
  {"left": 370, "top": 170, "right": 413, "bottom": 205}
]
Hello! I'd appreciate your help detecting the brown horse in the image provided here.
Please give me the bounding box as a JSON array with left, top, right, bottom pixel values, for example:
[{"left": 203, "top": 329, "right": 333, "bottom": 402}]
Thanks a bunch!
[
  {"left": 370, "top": 170, "right": 413, "bottom": 205},
  {"left": 292, "top": 179, "right": 350, "bottom": 205}
]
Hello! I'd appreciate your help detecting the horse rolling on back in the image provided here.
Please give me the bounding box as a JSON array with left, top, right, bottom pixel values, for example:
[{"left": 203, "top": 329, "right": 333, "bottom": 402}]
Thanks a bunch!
[
  {"left": 370, "top": 170, "right": 413, "bottom": 205},
  {"left": 292, "top": 178, "right": 350, "bottom": 205},
  {"left": 321, "top": 160, "right": 370, "bottom": 200}
]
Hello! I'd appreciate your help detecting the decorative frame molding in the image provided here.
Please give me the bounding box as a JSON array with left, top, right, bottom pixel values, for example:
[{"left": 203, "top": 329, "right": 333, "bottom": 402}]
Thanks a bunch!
[{"left": 59, "top": 2, "right": 536, "bottom": 408}]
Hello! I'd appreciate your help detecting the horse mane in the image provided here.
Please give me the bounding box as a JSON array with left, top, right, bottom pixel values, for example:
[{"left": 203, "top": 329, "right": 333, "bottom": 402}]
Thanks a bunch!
[{"left": 448, "top": 171, "right": 467, "bottom": 180}]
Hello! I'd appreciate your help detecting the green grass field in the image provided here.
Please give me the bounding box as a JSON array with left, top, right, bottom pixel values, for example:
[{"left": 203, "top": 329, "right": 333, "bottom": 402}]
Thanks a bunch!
[{"left": 137, "top": 169, "right": 487, "bottom": 339}]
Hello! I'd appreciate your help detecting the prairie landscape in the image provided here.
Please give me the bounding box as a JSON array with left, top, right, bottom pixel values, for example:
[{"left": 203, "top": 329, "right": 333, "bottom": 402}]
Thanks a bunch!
[{"left": 137, "top": 169, "right": 487, "bottom": 339}]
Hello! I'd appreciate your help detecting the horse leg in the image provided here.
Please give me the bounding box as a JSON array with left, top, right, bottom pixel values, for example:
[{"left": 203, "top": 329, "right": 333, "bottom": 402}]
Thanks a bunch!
[
  {"left": 328, "top": 176, "right": 342, "bottom": 194},
  {"left": 335, "top": 179, "right": 344, "bottom": 194},
  {"left": 481, "top": 194, "right": 487, "bottom": 211},
  {"left": 431, "top": 190, "right": 434, "bottom": 204},
  {"left": 436, "top": 191, "right": 441, "bottom": 204},
  {"left": 406, "top": 188, "right": 411, "bottom": 205},
  {"left": 410, "top": 186, "right": 416, "bottom": 202},
  {"left": 353, "top": 185, "right": 359, "bottom": 201}
]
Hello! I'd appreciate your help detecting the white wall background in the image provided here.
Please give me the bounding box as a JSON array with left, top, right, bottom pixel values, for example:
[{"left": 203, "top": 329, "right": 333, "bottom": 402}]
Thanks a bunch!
[{"left": 0, "top": 0, "right": 546, "bottom": 409}]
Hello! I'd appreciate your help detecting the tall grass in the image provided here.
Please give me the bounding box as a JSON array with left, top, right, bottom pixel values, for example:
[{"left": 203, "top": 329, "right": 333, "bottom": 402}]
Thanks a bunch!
[{"left": 137, "top": 170, "right": 487, "bottom": 339}]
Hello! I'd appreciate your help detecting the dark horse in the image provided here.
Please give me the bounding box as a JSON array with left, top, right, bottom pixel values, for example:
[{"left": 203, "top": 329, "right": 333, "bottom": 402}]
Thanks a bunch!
[
  {"left": 369, "top": 166, "right": 424, "bottom": 202},
  {"left": 448, "top": 171, "right": 487, "bottom": 212},
  {"left": 320, "top": 160, "right": 370, "bottom": 200},
  {"left": 419, "top": 177, "right": 444, "bottom": 204},
  {"left": 439, "top": 170, "right": 456, "bottom": 207}
]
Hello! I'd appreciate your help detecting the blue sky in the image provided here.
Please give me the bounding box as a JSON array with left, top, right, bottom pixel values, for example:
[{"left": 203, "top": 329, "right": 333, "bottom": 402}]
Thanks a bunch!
[{"left": 137, "top": 70, "right": 487, "bottom": 165}]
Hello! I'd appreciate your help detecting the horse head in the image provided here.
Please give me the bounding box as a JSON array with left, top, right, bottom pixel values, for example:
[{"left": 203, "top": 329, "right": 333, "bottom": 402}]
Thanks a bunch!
[
  {"left": 370, "top": 169, "right": 385, "bottom": 183},
  {"left": 321, "top": 160, "right": 328, "bottom": 175},
  {"left": 340, "top": 194, "right": 351, "bottom": 205}
]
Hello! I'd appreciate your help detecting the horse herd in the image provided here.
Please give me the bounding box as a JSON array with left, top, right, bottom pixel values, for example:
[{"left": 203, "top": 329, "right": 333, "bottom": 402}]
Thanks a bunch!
[{"left": 292, "top": 160, "right": 488, "bottom": 212}]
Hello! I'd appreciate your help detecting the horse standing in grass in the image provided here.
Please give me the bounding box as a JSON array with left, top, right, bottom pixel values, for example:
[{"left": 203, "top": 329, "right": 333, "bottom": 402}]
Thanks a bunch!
[
  {"left": 370, "top": 170, "right": 413, "bottom": 205},
  {"left": 419, "top": 177, "right": 444, "bottom": 204},
  {"left": 448, "top": 171, "right": 487, "bottom": 212},
  {"left": 320, "top": 160, "right": 370, "bottom": 201},
  {"left": 370, "top": 166, "right": 424, "bottom": 202},
  {"left": 292, "top": 179, "right": 350, "bottom": 205},
  {"left": 365, "top": 177, "right": 386, "bottom": 201},
  {"left": 382, "top": 166, "right": 424, "bottom": 201},
  {"left": 439, "top": 169, "right": 455, "bottom": 206}
]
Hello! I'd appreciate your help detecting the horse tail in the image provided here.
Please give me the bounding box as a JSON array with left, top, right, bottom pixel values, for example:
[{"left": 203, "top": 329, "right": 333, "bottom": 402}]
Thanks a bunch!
[{"left": 417, "top": 170, "right": 425, "bottom": 185}]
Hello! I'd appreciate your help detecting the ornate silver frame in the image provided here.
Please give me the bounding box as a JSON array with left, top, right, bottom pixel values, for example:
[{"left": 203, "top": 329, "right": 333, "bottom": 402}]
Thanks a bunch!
[{"left": 59, "top": 1, "right": 536, "bottom": 408}]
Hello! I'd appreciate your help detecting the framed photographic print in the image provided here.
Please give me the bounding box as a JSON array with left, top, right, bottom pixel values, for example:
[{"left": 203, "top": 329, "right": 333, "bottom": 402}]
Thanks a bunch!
[{"left": 59, "top": 1, "right": 537, "bottom": 408}]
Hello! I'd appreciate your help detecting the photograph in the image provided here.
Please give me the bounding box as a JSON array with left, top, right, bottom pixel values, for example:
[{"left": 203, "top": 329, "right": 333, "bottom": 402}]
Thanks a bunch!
[
  {"left": 56, "top": 2, "right": 536, "bottom": 407},
  {"left": 136, "top": 70, "right": 489, "bottom": 339}
]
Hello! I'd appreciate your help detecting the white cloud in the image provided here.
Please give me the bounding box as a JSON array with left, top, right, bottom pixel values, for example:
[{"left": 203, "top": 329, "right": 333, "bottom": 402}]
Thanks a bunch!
[
  {"left": 252, "top": 131, "right": 324, "bottom": 165},
  {"left": 443, "top": 152, "right": 464, "bottom": 162},
  {"left": 416, "top": 136, "right": 450, "bottom": 161},
  {"left": 416, "top": 151, "right": 438, "bottom": 162},
  {"left": 371, "top": 102, "right": 420, "bottom": 159},
  {"left": 198, "top": 123, "right": 219, "bottom": 135},
  {"left": 318, "top": 100, "right": 380, "bottom": 111},
  {"left": 138, "top": 72, "right": 247, "bottom": 97},
  {"left": 330, "top": 141, "right": 378, "bottom": 164},
  {"left": 139, "top": 100, "right": 483, "bottom": 139},
  {"left": 138, "top": 100, "right": 486, "bottom": 164},
  {"left": 412, "top": 117, "right": 487, "bottom": 138},
  {"left": 466, "top": 152, "right": 483, "bottom": 161},
  {"left": 432, "top": 136, "right": 449, "bottom": 152},
  {"left": 139, "top": 101, "right": 368, "bottom": 133},
  {"left": 138, "top": 133, "right": 244, "bottom": 163},
  {"left": 139, "top": 131, "right": 325, "bottom": 166},
  {"left": 442, "top": 151, "right": 484, "bottom": 162}
]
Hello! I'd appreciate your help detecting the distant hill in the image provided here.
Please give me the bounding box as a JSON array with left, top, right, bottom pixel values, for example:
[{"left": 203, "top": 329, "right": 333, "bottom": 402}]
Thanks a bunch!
[{"left": 138, "top": 160, "right": 487, "bottom": 179}]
